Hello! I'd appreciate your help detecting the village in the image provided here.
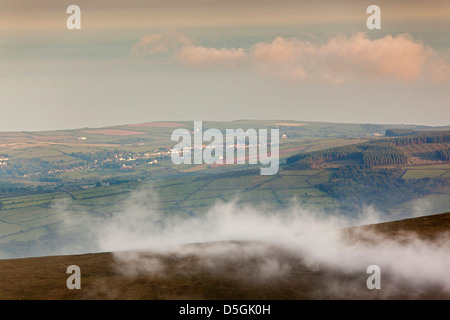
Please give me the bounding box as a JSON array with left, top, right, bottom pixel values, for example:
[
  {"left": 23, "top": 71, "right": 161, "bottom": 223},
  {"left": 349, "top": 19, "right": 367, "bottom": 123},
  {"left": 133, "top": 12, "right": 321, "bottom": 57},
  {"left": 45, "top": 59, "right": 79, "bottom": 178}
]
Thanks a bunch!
[{"left": 1, "top": 141, "right": 275, "bottom": 180}]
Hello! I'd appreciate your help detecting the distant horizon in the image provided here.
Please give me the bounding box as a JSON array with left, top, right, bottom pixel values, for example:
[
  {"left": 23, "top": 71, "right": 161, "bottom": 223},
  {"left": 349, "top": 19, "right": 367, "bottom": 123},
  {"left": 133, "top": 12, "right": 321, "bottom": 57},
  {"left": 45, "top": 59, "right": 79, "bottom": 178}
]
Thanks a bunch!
[{"left": 1, "top": 118, "right": 449, "bottom": 134}]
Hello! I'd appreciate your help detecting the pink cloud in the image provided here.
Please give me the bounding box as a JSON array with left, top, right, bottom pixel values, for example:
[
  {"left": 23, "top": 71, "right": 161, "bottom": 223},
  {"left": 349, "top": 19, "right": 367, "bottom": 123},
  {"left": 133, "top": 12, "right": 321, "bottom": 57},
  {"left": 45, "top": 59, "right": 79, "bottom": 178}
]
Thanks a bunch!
[
  {"left": 176, "top": 46, "right": 247, "bottom": 66},
  {"left": 131, "top": 30, "right": 192, "bottom": 57},
  {"left": 131, "top": 31, "right": 449, "bottom": 83},
  {"left": 251, "top": 32, "right": 440, "bottom": 83}
]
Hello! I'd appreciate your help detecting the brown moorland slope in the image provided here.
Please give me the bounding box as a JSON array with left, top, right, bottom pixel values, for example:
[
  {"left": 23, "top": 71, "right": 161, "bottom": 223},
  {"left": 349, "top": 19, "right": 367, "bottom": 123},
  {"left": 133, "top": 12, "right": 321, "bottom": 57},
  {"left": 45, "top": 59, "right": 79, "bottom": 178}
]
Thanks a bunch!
[{"left": 0, "top": 212, "right": 449, "bottom": 300}]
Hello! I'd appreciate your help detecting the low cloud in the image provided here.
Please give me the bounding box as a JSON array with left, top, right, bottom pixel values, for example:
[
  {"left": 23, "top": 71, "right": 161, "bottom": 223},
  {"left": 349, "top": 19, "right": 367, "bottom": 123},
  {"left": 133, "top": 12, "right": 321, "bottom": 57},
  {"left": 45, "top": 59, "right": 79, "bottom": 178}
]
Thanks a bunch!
[
  {"left": 1, "top": 185, "right": 448, "bottom": 298},
  {"left": 131, "top": 30, "right": 450, "bottom": 83},
  {"left": 50, "top": 186, "right": 450, "bottom": 297}
]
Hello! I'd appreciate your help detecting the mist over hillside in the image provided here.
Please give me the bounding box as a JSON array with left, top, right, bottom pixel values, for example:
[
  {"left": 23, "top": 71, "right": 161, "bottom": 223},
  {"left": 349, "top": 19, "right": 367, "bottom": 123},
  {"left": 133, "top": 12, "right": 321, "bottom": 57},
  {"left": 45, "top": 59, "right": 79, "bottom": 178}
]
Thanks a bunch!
[
  {"left": 1, "top": 202, "right": 449, "bottom": 299},
  {"left": 0, "top": 122, "right": 448, "bottom": 300}
]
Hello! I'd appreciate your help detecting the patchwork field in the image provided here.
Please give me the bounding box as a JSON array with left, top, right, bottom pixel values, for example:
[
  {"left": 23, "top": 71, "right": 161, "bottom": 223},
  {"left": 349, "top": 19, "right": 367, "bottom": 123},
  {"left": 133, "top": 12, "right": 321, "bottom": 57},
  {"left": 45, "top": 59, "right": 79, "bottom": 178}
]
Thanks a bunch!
[{"left": 0, "top": 121, "right": 448, "bottom": 260}]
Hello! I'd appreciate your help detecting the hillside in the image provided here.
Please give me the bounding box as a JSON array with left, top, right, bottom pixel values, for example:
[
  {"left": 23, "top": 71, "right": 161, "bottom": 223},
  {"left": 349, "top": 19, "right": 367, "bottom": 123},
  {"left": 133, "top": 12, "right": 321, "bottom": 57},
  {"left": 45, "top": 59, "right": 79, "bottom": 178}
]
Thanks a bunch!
[
  {"left": 286, "top": 130, "right": 450, "bottom": 169},
  {"left": 0, "top": 212, "right": 449, "bottom": 300},
  {"left": 0, "top": 122, "right": 449, "bottom": 260}
]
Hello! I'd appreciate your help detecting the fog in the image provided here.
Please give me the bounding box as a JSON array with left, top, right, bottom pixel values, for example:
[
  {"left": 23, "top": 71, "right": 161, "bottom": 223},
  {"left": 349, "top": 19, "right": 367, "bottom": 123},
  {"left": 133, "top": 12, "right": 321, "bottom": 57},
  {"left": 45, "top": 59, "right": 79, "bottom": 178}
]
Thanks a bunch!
[
  {"left": 56, "top": 187, "right": 450, "bottom": 296},
  {"left": 1, "top": 186, "right": 449, "bottom": 297}
]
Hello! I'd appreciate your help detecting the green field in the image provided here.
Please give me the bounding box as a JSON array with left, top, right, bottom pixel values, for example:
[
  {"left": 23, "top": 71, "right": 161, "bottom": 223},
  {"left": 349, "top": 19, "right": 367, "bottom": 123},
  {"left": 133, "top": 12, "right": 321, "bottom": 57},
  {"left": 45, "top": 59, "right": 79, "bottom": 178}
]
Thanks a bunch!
[
  {"left": 403, "top": 169, "right": 448, "bottom": 179},
  {"left": 0, "top": 120, "right": 449, "bottom": 259}
]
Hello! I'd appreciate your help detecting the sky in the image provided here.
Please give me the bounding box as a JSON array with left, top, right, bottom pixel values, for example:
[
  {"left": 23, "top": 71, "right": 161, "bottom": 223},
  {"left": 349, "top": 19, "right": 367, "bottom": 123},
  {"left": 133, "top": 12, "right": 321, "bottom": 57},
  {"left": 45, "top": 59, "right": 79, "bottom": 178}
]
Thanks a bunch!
[{"left": 0, "top": 0, "right": 449, "bottom": 131}]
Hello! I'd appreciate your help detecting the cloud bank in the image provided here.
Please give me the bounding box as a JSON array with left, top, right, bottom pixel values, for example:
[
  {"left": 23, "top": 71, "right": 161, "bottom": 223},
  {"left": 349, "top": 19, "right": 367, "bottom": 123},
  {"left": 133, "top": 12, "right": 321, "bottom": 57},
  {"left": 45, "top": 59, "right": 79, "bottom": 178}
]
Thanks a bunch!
[{"left": 131, "top": 31, "right": 450, "bottom": 83}]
